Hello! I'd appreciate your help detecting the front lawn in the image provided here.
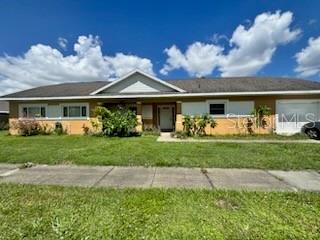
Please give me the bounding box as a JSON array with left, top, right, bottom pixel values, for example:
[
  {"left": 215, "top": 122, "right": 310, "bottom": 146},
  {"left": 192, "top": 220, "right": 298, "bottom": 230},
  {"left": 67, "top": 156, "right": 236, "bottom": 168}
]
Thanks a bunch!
[
  {"left": 194, "top": 133, "right": 309, "bottom": 140},
  {"left": 0, "top": 184, "right": 319, "bottom": 239},
  {"left": 0, "top": 132, "right": 319, "bottom": 169}
]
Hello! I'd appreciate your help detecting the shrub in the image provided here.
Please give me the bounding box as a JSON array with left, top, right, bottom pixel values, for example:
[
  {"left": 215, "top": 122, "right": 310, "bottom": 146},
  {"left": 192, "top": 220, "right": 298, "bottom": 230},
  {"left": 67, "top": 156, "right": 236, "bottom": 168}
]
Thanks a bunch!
[
  {"left": 54, "top": 122, "right": 67, "bottom": 135},
  {"left": 183, "top": 113, "right": 217, "bottom": 136},
  {"left": 12, "top": 120, "right": 42, "bottom": 136},
  {"left": 94, "top": 106, "right": 138, "bottom": 137},
  {"left": 39, "top": 124, "right": 53, "bottom": 135},
  {"left": 82, "top": 124, "right": 90, "bottom": 135},
  {"left": 245, "top": 118, "right": 255, "bottom": 135},
  {"left": 250, "top": 105, "right": 272, "bottom": 129}
]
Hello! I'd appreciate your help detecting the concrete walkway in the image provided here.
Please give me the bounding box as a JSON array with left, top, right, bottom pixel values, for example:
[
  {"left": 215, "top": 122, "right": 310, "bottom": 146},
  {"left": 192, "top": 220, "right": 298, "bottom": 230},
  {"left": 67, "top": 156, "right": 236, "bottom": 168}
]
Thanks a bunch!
[
  {"left": 0, "top": 163, "right": 319, "bottom": 192},
  {"left": 157, "top": 132, "right": 320, "bottom": 143}
]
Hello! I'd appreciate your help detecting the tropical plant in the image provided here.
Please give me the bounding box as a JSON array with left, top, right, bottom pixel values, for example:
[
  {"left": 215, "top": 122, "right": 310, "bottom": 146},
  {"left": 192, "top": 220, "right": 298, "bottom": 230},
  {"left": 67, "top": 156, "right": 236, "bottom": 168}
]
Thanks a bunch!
[
  {"left": 94, "top": 106, "right": 138, "bottom": 137},
  {"left": 197, "top": 113, "right": 217, "bottom": 135},
  {"left": 182, "top": 115, "right": 194, "bottom": 136},
  {"left": 251, "top": 105, "right": 271, "bottom": 128},
  {"left": 182, "top": 113, "right": 217, "bottom": 136}
]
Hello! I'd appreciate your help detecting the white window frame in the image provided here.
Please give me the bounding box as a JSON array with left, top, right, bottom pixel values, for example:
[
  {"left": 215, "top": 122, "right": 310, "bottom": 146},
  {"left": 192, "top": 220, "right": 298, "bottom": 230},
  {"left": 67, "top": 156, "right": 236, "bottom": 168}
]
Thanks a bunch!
[
  {"left": 19, "top": 104, "right": 48, "bottom": 119},
  {"left": 60, "top": 103, "right": 89, "bottom": 120},
  {"left": 207, "top": 100, "right": 228, "bottom": 117}
]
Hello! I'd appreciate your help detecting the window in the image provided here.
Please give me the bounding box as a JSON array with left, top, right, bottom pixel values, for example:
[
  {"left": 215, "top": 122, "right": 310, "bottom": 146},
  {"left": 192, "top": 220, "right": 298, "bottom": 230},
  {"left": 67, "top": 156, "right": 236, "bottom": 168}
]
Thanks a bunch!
[
  {"left": 142, "top": 105, "right": 153, "bottom": 119},
  {"left": 21, "top": 106, "right": 46, "bottom": 118},
  {"left": 209, "top": 103, "right": 225, "bottom": 115},
  {"left": 228, "top": 101, "right": 254, "bottom": 116},
  {"left": 62, "top": 105, "right": 88, "bottom": 118}
]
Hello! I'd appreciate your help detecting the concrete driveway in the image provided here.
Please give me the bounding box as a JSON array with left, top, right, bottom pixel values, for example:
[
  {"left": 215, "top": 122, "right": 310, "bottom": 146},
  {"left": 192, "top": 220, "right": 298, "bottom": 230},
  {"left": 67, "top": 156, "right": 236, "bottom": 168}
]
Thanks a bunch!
[{"left": 0, "top": 163, "right": 319, "bottom": 192}]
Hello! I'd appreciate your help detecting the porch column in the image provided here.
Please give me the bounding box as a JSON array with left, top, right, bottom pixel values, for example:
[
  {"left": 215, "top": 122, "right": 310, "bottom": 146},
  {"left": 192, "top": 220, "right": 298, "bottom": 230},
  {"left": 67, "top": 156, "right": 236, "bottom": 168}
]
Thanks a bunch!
[
  {"left": 136, "top": 101, "right": 143, "bottom": 132},
  {"left": 175, "top": 101, "right": 183, "bottom": 131}
]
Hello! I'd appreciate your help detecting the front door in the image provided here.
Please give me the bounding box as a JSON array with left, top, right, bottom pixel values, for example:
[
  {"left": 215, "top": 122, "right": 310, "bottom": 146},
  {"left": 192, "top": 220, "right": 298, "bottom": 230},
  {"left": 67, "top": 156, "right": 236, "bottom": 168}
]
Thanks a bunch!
[{"left": 159, "top": 105, "right": 174, "bottom": 131}]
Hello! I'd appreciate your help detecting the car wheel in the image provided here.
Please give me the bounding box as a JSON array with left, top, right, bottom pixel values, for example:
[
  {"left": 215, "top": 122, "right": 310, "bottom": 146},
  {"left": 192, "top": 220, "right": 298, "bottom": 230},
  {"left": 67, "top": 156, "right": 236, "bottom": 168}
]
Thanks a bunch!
[{"left": 305, "top": 128, "right": 320, "bottom": 140}]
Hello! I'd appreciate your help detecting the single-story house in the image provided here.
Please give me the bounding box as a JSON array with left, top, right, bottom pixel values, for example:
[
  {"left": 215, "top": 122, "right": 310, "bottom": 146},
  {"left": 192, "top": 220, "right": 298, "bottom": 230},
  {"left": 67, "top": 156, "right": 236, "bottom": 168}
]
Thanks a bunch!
[
  {"left": 1, "top": 70, "right": 320, "bottom": 135},
  {"left": 0, "top": 101, "right": 9, "bottom": 129}
]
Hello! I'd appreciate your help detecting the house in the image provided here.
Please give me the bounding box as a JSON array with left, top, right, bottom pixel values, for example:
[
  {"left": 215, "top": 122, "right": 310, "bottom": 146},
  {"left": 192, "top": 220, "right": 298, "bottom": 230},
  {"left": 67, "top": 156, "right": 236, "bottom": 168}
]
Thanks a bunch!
[
  {"left": 1, "top": 70, "right": 320, "bottom": 135},
  {"left": 0, "top": 101, "right": 9, "bottom": 129}
]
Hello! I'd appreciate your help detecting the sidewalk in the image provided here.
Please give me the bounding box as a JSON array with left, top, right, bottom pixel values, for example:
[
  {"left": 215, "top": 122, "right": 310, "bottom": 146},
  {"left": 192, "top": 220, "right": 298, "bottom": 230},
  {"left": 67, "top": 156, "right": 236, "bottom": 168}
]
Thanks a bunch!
[{"left": 1, "top": 163, "right": 319, "bottom": 192}]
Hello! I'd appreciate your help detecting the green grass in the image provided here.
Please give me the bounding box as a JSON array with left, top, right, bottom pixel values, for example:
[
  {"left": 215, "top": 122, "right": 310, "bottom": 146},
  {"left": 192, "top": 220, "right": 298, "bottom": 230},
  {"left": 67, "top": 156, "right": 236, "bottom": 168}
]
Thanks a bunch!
[
  {"left": 195, "top": 133, "right": 309, "bottom": 140},
  {"left": 0, "top": 131, "right": 319, "bottom": 170},
  {"left": 0, "top": 184, "right": 319, "bottom": 239}
]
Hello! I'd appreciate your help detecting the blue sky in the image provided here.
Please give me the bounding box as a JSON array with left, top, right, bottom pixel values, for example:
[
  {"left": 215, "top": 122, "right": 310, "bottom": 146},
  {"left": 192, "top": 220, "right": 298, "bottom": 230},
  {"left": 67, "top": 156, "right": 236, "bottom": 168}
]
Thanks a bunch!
[{"left": 0, "top": 0, "right": 320, "bottom": 94}]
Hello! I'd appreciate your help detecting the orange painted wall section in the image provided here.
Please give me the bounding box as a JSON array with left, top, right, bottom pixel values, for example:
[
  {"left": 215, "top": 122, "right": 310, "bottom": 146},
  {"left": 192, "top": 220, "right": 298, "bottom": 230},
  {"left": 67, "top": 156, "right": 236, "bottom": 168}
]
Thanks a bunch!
[
  {"left": 8, "top": 101, "right": 95, "bottom": 135},
  {"left": 9, "top": 118, "right": 94, "bottom": 135},
  {"left": 175, "top": 116, "right": 275, "bottom": 135}
]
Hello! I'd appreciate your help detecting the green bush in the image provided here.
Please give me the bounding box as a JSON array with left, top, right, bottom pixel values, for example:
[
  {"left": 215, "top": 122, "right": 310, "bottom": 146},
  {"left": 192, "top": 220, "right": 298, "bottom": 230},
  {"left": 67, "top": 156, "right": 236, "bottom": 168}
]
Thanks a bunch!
[
  {"left": 94, "top": 106, "right": 138, "bottom": 137},
  {"left": 183, "top": 113, "right": 217, "bottom": 136}
]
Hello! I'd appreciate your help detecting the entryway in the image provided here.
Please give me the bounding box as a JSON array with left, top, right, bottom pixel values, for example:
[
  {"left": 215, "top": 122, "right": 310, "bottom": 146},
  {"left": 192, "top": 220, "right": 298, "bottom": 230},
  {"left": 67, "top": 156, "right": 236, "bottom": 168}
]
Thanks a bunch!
[{"left": 158, "top": 105, "right": 175, "bottom": 131}]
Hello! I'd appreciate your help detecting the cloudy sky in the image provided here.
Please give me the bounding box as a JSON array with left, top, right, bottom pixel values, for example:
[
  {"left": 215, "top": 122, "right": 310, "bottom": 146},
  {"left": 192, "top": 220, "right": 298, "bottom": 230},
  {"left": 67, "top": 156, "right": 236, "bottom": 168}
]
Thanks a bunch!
[{"left": 0, "top": 0, "right": 320, "bottom": 95}]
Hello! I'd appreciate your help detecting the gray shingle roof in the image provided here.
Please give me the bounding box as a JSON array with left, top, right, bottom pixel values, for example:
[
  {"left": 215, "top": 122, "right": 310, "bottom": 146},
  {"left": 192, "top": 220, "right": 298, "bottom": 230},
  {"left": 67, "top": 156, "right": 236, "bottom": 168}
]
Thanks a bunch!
[
  {"left": 2, "top": 81, "right": 109, "bottom": 98},
  {"left": 167, "top": 77, "right": 320, "bottom": 93},
  {"left": 2, "top": 77, "right": 320, "bottom": 98}
]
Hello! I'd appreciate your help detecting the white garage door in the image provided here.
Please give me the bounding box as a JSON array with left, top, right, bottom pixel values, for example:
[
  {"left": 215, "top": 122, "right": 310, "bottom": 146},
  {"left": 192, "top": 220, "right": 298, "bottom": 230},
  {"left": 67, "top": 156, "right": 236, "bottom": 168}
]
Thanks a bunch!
[{"left": 276, "top": 100, "right": 320, "bottom": 134}]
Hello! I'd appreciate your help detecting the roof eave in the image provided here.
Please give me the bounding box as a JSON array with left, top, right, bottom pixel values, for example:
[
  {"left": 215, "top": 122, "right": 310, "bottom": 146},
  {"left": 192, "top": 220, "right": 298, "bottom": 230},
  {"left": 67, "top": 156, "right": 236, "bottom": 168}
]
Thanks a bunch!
[{"left": 2, "top": 90, "right": 320, "bottom": 101}]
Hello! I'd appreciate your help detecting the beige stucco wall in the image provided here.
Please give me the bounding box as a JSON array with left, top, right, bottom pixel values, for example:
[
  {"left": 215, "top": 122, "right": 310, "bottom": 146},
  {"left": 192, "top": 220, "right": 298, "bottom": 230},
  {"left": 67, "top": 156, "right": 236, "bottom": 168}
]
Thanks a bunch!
[
  {"left": 174, "top": 94, "right": 320, "bottom": 135},
  {"left": 8, "top": 101, "right": 97, "bottom": 135},
  {"left": 175, "top": 116, "right": 275, "bottom": 135},
  {"left": 7, "top": 93, "right": 320, "bottom": 135},
  {"left": 9, "top": 118, "right": 94, "bottom": 135}
]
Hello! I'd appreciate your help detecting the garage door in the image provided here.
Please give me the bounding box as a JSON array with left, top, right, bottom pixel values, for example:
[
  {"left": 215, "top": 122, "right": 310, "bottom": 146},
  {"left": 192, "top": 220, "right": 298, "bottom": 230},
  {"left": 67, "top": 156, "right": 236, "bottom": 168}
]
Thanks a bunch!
[{"left": 276, "top": 100, "right": 320, "bottom": 134}]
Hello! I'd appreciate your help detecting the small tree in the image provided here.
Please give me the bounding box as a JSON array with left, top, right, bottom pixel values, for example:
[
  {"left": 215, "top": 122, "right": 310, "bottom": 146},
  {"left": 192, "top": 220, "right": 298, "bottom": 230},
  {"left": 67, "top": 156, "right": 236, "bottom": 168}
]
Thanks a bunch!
[
  {"left": 94, "top": 106, "right": 138, "bottom": 137},
  {"left": 183, "top": 115, "right": 194, "bottom": 136},
  {"left": 183, "top": 113, "right": 217, "bottom": 136},
  {"left": 197, "top": 113, "right": 217, "bottom": 135},
  {"left": 251, "top": 105, "right": 271, "bottom": 129}
]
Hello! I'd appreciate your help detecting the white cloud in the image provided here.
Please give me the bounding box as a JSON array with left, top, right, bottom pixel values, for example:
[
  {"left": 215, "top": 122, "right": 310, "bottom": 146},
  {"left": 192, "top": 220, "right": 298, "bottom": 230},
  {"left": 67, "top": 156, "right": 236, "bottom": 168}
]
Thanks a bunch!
[
  {"left": 161, "top": 11, "right": 300, "bottom": 77},
  {"left": 160, "top": 42, "right": 223, "bottom": 77},
  {"left": 105, "top": 53, "right": 154, "bottom": 78},
  {"left": 57, "top": 37, "right": 68, "bottom": 50},
  {"left": 0, "top": 35, "right": 154, "bottom": 95},
  {"left": 295, "top": 36, "right": 320, "bottom": 77},
  {"left": 211, "top": 33, "right": 229, "bottom": 44},
  {"left": 219, "top": 11, "right": 300, "bottom": 76}
]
